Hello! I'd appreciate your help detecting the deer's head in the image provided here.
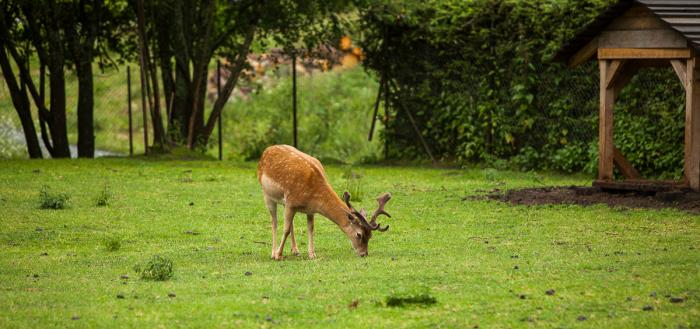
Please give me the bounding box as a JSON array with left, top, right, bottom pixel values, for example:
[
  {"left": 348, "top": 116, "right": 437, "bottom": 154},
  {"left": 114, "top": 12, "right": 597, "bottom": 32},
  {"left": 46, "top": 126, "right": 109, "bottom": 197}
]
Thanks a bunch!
[{"left": 343, "top": 192, "right": 392, "bottom": 257}]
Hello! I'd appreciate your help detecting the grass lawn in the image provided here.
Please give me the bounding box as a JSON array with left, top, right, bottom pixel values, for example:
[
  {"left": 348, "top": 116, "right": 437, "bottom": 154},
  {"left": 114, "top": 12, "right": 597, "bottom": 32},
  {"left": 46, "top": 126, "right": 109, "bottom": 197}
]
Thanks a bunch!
[{"left": 0, "top": 159, "right": 698, "bottom": 328}]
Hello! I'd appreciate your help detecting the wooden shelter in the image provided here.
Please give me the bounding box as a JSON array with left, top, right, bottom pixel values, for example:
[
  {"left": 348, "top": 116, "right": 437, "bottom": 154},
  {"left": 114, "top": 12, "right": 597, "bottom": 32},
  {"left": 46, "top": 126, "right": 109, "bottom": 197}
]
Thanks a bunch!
[{"left": 555, "top": 0, "right": 700, "bottom": 191}]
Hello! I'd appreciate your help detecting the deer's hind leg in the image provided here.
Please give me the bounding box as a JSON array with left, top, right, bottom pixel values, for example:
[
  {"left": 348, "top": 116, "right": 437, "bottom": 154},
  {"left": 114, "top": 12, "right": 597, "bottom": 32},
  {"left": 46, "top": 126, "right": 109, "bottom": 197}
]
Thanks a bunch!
[{"left": 307, "top": 214, "right": 315, "bottom": 259}]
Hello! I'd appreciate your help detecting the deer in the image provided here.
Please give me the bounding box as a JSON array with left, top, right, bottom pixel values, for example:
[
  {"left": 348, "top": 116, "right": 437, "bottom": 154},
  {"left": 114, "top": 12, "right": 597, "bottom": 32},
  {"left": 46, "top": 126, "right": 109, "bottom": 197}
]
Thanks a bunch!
[{"left": 257, "top": 145, "right": 392, "bottom": 260}]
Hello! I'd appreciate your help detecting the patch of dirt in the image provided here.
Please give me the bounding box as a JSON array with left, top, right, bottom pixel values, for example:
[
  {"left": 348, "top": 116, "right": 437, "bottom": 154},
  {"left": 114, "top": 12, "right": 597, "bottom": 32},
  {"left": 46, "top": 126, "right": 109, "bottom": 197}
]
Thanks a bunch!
[{"left": 481, "top": 186, "right": 700, "bottom": 214}]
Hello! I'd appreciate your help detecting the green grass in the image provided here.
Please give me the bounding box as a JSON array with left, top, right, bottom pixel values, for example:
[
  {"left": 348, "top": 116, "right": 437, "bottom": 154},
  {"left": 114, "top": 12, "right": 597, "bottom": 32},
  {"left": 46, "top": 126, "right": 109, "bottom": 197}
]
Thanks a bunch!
[{"left": 0, "top": 159, "right": 698, "bottom": 328}]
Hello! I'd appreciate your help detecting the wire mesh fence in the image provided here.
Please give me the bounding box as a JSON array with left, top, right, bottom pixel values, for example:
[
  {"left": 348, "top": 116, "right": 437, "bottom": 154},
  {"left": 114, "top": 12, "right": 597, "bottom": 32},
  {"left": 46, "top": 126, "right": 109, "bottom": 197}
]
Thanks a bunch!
[
  {"left": 1, "top": 49, "right": 684, "bottom": 177},
  {"left": 0, "top": 48, "right": 383, "bottom": 161}
]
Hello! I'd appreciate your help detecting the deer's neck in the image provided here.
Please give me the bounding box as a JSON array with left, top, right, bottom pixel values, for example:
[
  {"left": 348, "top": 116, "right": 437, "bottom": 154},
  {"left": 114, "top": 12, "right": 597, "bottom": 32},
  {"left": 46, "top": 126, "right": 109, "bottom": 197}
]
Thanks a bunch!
[{"left": 317, "top": 193, "right": 352, "bottom": 232}]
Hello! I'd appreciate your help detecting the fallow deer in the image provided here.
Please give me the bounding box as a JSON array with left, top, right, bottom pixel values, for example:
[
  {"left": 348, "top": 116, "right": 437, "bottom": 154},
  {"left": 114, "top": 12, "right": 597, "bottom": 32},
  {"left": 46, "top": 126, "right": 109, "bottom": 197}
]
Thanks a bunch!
[{"left": 257, "top": 145, "right": 392, "bottom": 259}]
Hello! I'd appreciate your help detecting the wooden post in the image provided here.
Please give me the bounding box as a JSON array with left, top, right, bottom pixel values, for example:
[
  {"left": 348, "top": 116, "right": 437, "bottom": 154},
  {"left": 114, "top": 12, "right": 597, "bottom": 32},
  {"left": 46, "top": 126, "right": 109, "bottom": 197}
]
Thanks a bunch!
[
  {"left": 127, "top": 66, "right": 133, "bottom": 157},
  {"left": 217, "top": 60, "right": 222, "bottom": 161},
  {"left": 685, "top": 56, "right": 700, "bottom": 190},
  {"left": 368, "top": 74, "right": 385, "bottom": 141},
  {"left": 599, "top": 59, "right": 615, "bottom": 180},
  {"left": 292, "top": 52, "right": 298, "bottom": 148}
]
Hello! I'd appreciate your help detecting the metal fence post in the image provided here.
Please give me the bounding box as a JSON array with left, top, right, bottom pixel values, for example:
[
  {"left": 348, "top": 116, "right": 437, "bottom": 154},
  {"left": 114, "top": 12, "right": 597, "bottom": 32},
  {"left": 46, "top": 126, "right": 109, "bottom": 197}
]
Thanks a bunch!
[
  {"left": 127, "top": 66, "right": 133, "bottom": 156},
  {"left": 292, "top": 52, "right": 298, "bottom": 148}
]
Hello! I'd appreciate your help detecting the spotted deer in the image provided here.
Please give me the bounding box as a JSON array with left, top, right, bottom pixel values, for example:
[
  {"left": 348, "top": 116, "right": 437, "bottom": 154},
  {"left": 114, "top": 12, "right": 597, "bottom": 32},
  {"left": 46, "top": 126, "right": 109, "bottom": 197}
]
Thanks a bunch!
[{"left": 257, "top": 145, "right": 392, "bottom": 259}]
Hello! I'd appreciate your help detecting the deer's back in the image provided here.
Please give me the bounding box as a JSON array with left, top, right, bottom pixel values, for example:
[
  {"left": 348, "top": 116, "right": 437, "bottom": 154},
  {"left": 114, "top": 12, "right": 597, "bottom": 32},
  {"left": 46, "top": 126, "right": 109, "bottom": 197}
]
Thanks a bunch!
[{"left": 257, "top": 145, "right": 330, "bottom": 208}]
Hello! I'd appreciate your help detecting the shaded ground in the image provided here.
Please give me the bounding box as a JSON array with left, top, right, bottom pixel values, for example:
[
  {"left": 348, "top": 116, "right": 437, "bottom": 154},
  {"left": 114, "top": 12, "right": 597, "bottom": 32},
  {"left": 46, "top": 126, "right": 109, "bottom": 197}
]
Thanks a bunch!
[{"left": 485, "top": 186, "right": 700, "bottom": 214}]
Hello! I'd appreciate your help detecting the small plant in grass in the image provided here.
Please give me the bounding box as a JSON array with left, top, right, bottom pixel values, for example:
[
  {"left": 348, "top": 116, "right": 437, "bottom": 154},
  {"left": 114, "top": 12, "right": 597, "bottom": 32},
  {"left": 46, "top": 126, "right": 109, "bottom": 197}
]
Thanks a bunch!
[
  {"left": 385, "top": 293, "right": 437, "bottom": 308},
  {"left": 342, "top": 166, "right": 364, "bottom": 201},
  {"left": 94, "top": 183, "right": 112, "bottom": 207},
  {"left": 134, "top": 255, "right": 173, "bottom": 281},
  {"left": 205, "top": 175, "right": 224, "bottom": 182},
  {"left": 103, "top": 236, "right": 121, "bottom": 252},
  {"left": 38, "top": 185, "right": 70, "bottom": 209}
]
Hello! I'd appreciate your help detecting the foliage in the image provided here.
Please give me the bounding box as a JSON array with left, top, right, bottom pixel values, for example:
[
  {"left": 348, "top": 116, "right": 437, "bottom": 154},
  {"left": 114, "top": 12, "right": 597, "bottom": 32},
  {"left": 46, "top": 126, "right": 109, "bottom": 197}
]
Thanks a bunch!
[
  {"left": 134, "top": 255, "right": 173, "bottom": 281},
  {"left": 1, "top": 159, "right": 698, "bottom": 327},
  {"left": 38, "top": 185, "right": 70, "bottom": 209},
  {"left": 223, "top": 67, "right": 383, "bottom": 163},
  {"left": 360, "top": 0, "right": 685, "bottom": 177},
  {"left": 124, "top": 0, "right": 358, "bottom": 151}
]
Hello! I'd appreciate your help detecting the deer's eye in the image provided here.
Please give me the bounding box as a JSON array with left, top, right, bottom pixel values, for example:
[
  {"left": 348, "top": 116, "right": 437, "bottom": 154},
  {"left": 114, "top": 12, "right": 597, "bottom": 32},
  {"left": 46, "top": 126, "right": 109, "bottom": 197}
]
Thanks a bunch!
[{"left": 356, "top": 233, "right": 362, "bottom": 240}]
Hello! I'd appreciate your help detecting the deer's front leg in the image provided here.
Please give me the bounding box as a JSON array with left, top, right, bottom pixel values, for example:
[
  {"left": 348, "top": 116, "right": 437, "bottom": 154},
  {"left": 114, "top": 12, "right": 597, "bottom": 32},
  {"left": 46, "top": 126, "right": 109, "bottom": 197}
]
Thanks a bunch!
[
  {"left": 274, "top": 206, "right": 295, "bottom": 260},
  {"left": 289, "top": 220, "right": 300, "bottom": 256},
  {"left": 307, "top": 214, "right": 316, "bottom": 259},
  {"left": 264, "top": 195, "right": 278, "bottom": 259}
]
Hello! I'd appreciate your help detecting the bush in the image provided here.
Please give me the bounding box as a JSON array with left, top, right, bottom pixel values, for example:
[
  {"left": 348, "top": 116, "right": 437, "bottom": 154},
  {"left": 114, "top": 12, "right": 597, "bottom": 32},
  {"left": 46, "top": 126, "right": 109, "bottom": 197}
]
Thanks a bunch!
[
  {"left": 38, "top": 185, "right": 70, "bottom": 209},
  {"left": 134, "top": 255, "right": 173, "bottom": 281},
  {"left": 360, "top": 0, "right": 685, "bottom": 177}
]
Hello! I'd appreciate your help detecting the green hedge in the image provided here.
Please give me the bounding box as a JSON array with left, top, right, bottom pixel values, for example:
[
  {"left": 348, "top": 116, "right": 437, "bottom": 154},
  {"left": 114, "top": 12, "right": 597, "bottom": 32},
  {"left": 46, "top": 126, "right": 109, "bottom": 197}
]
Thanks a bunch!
[{"left": 360, "top": 0, "right": 685, "bottom": 178}]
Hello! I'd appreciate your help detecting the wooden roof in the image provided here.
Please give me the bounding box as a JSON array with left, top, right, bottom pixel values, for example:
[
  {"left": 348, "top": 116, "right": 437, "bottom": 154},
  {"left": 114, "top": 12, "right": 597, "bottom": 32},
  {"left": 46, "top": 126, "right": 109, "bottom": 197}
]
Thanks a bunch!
[{"left": 554, "top": 0, "right": 700, "bottom": 62}]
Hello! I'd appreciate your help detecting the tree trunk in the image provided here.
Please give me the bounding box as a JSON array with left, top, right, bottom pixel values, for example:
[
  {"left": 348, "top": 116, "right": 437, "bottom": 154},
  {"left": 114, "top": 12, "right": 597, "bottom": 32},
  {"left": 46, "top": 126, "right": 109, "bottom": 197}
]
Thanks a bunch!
[
  {"left": 47, "top": 25, "right": 71, "bottom": 158},
  {"left": 171, "top": 61, "right": 192, "bottom": 142},
  {"left": 186, "top": 0, "right": 215, "bottom": 149},
  {"left": 199, "top": 26, "right": 256, "bottom": 144},
  {"left": 0, "top": 48, "right": 43, "bottom": 158},
  {"left": 135, "top": 0, "right": 167, "bottom": 150},
  {"left": 76, "top": 57, "right": 95, "bottom": 158}
]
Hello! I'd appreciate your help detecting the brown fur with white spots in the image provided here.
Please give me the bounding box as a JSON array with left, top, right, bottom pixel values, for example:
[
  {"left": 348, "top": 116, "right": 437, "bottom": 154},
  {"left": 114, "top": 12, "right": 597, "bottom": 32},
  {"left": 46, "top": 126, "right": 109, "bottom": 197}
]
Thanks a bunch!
[{"left": 257, "top": 145, "right": 391, "bottom": 259}]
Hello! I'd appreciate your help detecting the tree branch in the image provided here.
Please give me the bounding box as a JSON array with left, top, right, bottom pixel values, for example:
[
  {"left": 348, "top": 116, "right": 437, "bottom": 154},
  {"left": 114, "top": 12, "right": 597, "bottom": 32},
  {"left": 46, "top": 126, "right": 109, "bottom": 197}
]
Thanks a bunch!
[{"left": 201, "top": 25, "right": 256, "bottom": 140}]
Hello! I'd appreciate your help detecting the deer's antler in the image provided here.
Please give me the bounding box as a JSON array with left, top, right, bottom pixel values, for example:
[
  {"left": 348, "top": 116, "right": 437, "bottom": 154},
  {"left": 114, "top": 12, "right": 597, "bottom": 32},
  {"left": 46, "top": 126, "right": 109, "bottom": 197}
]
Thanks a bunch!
[
  {"left": 343, "top": 191, "right": 384, "bottom": 231},
  {"left": 369, "top": 193, "right": 391, "bottom": 231}
]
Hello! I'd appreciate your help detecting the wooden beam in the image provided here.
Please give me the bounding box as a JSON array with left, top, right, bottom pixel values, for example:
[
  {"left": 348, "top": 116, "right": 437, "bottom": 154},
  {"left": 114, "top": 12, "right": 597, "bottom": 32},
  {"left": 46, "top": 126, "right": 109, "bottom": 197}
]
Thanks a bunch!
[
  {"left": 671, "top": 59, "right": 688, "bottom": 89},
  {"left": 598, "top": 29, "right": 687, "bottom": 49},
  {"left": 605, "top": 60, "right": 625, "bottom": 88},
  {"left": 598, "top": 48, "right": 691, "bottom": 59},
  {"left": 599, "top": 60, "right": 615, "bottom": 180},
  {"left": 634, "top": 59, "right": 677, "bottom": 68},
  {"left": 613, "top": 61, "right": 639, "bottom": 99},
  {"left": 568, "top": 37, "right": 598, "bottom": 68},
  {"left": 684, "top": 56, "right": 700, "bottom": 190},
  {"left": 613, "top": 146, "right": 641, "bottom": 179}
]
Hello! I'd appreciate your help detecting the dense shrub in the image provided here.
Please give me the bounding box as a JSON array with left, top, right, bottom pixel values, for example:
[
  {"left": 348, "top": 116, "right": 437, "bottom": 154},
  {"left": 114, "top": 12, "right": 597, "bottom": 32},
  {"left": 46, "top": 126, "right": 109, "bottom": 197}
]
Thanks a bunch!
[{"left": 360, "top": 0, "right": 684, "bottom": 178}]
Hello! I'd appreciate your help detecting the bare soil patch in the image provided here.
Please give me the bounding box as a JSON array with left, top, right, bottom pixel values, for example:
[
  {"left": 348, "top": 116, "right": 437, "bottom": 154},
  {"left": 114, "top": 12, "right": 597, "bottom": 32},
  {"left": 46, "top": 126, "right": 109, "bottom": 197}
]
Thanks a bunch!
[{"left": 483, "top": 186, "right": 700, "bottom": 214}]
